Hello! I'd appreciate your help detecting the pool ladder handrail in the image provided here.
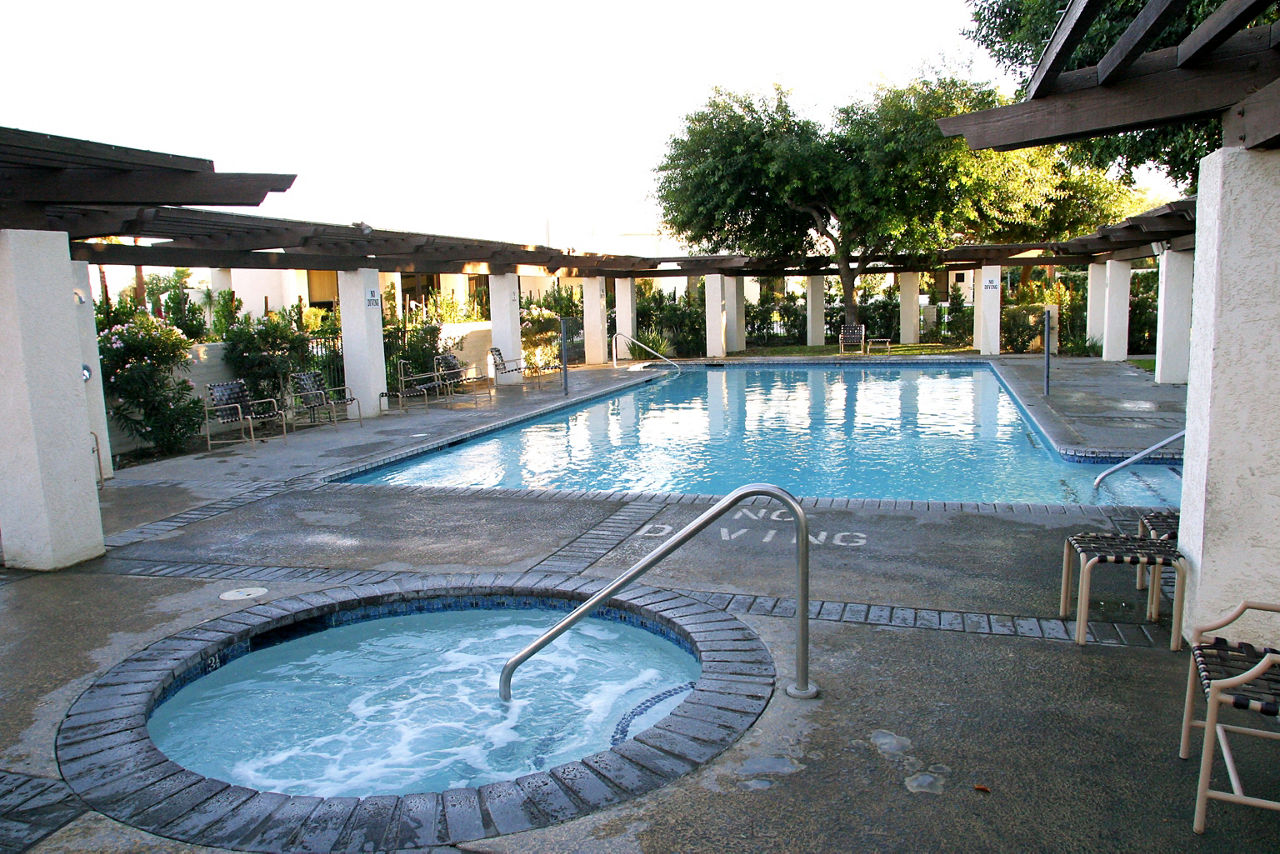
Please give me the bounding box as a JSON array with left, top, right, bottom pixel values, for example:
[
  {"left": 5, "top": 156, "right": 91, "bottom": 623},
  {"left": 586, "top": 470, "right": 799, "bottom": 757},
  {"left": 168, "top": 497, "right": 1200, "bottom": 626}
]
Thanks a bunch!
[
  {"left": 1092, "top": 429, "right": 1186, "bottom": 490},
  {"left": 499, "top": 483, "right": 818, "bottom": 702},
  {"left": 611, "top": 332, "right": 682, "bottom": 375}
]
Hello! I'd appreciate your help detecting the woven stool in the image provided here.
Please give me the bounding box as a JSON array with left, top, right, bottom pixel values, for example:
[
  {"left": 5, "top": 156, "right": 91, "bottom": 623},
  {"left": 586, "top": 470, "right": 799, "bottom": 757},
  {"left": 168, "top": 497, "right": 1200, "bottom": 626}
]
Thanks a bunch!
[
  {"left": 1135, "top": 511, "right": 1180, "bottom": 590},
  {"left": 1178, "top": 601, "right": 1280, "bottom": 832},
  {"left": 1060, "top": 533, "right": 1187, "bottom": 650}
]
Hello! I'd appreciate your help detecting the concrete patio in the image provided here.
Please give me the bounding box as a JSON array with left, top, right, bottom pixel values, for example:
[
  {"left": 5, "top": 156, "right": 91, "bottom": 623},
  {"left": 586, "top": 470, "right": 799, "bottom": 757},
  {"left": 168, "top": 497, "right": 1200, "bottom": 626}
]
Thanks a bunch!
[{"left": 3, "top": 355, "right": 1275, "bottom": 853}]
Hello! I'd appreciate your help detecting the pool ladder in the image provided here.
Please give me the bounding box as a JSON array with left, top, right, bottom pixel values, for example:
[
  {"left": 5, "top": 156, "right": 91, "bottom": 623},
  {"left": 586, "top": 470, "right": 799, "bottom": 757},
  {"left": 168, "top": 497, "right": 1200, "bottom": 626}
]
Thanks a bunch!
[
  {"left": 611, "top": 332, "right": 683, "bottom": 375},
  {"left": 499, "top": 483, "right": 818, "bottom": 702},
  {"left": 1092, "top": 429, "right": 1185, "bottom": 490}
]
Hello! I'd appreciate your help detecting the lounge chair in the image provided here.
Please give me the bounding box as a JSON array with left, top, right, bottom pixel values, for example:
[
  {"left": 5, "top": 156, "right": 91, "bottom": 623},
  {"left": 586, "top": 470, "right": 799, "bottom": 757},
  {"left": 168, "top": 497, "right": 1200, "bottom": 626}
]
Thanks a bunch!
[
  {"left": 203, "top": 379, "right": 286, "bottom": 449},
  {"left": 435, "top": 354, "right": 491, "bottom": 404},
  {"left": 383, "top": 359, "right": 449, "bottom": 412},
  {"left": 1179, "top": 601, "right": 1280, "bottom": 832},
  {"left": 1060, "top": 532, "right": 1187, "bottom": 650},
  {"left": 289, "top": 371, "right": 362, "bottom": 429},
  {"left": 489, "top": 347, "right": 547, "bottom": 388},
  {"left": 839, "top": 324, "right": 867, "bottom": 355}
]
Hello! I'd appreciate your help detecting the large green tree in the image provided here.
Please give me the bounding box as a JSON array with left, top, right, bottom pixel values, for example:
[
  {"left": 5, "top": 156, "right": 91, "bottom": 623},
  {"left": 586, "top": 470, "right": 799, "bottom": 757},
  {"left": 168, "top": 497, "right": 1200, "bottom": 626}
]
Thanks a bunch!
[
  {"left": 964, "top": 0, "right": 1278, "bottom": 187},
  {"left": 656, "top": 80, "right": 1136, "bottom": 325}
]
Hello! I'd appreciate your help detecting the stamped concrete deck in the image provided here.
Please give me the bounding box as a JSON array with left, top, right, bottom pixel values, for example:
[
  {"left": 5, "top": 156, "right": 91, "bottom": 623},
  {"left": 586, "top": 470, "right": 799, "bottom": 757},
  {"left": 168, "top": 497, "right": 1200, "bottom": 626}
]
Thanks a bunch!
[{"left": 4, "top": 355, "right": 1272, "bottom": 852}]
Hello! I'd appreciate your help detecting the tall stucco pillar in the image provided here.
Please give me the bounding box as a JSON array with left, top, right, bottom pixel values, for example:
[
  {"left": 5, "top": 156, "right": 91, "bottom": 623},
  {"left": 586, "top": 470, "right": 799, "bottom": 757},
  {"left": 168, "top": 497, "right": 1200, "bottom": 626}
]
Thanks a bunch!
[
  {"left": 488, "top": 273, "right": 523, "bottom": 384},
  {"left": 725, "top": 276, "right": 745, "bottom": 352},
  {"left": 337, "top": 268, "right": 387, "bottom": 414},
  {"left": 0, "top": 230, "right": 105, "bottom": 569},
  {"left": 978, "top": 265, "right": 1001, "bottom": 355},
  {"left": 615, "top": 277, "right": 636, "bottom": 349},
  {"left": 898, "top": 272, "right": 920, "bottom": 345},
  {"left": 1102, "top": 259, "right": 1131, "bottom": 361},
  {"left": 1086, "top": 262, "right": 1106, "bottom": 344},
  {"left": 805, "top": 275, "right": 825, "bottom": 346},
  {"left": 582, "top": 276, "right": 608, "bottom": 364},
  {"left": 73, "top": 261, "right": 112, "bottom": 480},
  {"left": 1182, "top": 147, "right": 1280, "bottom": 641},
  {"left": 705, "top": 273, "right": 726, "bottom": 358},
  {"left": 1154, "top": 248, "right": 1194, "bottom": 384}
]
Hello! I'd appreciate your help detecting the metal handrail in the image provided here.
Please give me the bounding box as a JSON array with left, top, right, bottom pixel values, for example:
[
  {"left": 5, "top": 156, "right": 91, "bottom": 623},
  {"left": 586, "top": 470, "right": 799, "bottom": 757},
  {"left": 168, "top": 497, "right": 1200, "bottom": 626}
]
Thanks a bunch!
[
  {"left": 499, "top": 483, "right": 818, "bottom": 702},
  {"left": 611, "top": 332, "right": 682, "bottom": 375},
  {"left": 1093, "top": 429, "right": 1186, "bottom": 489}
]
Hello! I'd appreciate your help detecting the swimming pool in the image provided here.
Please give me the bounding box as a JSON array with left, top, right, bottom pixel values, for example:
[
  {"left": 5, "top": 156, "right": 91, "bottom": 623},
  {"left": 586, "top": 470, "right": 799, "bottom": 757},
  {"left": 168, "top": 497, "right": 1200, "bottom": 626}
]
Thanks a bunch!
[{"left": 349, "top": 365, "right": 1181, "bottom": 506}]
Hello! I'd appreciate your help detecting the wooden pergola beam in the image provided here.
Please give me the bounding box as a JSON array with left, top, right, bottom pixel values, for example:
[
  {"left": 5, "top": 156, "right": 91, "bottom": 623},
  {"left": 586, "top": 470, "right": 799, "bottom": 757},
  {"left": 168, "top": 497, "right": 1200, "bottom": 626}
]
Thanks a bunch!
[
  {"left": 1221, "top": 75, "right": 1280, "bottom": 147},
  {"left": 0, "top": 126, "right": 213, "bottom": 172},
  {"left": 1098, "top": 0, "right": 1193, "bottom": 84},
  {"left": 1025, "top": 0, "right": 1111, "bottom": 98},
  {"left": 1176, "top": 0, "right": 1277, "bottom": 65},
  {"left": 0, "top": 169, "right": 296, "bottom": 206},
  {"left": 938, "top": 25, "right": 1280, "bottom": 150}
]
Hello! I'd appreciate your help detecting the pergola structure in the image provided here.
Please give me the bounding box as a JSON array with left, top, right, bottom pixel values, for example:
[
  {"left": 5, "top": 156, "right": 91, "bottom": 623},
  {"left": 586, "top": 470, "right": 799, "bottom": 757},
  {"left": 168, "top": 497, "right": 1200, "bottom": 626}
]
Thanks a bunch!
[
  {"left": 0, "top": 119, "right": 1204, "bottom": 572},
  {"left": 938, "top": 0, "right": 1280, "bottom": 638}
]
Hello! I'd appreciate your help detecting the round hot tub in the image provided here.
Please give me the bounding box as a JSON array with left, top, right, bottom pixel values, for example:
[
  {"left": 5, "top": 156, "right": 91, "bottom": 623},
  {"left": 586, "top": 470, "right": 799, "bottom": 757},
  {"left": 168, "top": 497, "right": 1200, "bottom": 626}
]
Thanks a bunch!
[{"left": 57, "top": 575, "right": 774, "bottom": 851}]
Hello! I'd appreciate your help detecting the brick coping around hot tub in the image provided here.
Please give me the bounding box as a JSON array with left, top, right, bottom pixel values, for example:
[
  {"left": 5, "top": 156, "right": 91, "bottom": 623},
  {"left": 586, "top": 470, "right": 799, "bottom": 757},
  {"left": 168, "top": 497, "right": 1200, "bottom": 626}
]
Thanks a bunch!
[{"left": 55, "top": 574, "right": 775, "bottom": 852}]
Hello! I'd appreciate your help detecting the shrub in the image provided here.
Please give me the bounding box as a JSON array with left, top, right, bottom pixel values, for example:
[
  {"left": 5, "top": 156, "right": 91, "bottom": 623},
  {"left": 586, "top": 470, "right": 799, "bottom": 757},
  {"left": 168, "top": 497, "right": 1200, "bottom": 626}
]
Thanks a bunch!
[
  {"left": 383, "top": 313, "right": 448, "bottom": 388},
  {"left": 1001, "top": 305, "right": 1042, "bottom": 354},
  {"left": 637, "top": 284, "right": 704, "bottom": 357},
  {"left": 211, "top": 289, "right": 243, "bottom": 339},
  {"left": 521, "top": 305, "right": 562, "bottom": 370},
  {"left": 222, "top": 314, "right": 312, "bottom": 400},
  {"left": 98, "top": 315, "right": 204, "bottom": 455},
  {"left": 95, "top": 290, "right": 140, "bottom": 333},
  {"left": 628, "top": 325, "right": 674, "bottom": 359},
  {"left": 163, "top": 287, "right": 207, "bottom": 341}
]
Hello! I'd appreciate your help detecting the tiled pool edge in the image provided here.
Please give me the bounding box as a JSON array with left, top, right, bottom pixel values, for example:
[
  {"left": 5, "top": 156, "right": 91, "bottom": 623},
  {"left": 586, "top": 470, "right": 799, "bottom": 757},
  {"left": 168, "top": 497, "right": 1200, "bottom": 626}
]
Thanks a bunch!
[{"left": 55, "top": 576, "right": 774, "bottom": 852}]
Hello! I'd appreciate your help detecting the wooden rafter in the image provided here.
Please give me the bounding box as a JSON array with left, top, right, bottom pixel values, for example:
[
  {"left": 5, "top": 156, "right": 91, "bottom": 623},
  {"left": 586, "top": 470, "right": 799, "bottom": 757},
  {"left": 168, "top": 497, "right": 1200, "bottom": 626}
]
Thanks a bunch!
[
  {"left": 1025, "top": 0, "right": 1110, "bottom": 98},
  {"left": 1221, "top": 75, "right": 1280, "bottom": 146},
  {"left": 1098, "top": 0, "right": 1193, "bottom": 84},
  {"left": 0, "top": 168, "right": 295, "bottom": 206},
  {"left": 1176, "top": 0, "right": 1277, "bottom": 65}
]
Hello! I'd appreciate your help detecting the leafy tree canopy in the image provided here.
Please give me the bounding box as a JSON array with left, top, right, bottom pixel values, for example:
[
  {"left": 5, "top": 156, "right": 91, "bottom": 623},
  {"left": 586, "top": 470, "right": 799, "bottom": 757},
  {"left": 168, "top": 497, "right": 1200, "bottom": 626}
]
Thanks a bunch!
[
  {"left": 963, "top": 0, "right": 1277, "bottom": 187},
  {"left": 656, "top": 80, "right": 1137, "bottom": 324}
]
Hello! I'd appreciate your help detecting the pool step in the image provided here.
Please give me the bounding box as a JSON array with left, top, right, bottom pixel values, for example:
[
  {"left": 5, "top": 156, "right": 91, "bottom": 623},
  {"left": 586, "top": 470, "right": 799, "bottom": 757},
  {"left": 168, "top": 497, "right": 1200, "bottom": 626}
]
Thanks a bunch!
[{"left": 532, "top": 501, "right": 666, "bottom": 573}]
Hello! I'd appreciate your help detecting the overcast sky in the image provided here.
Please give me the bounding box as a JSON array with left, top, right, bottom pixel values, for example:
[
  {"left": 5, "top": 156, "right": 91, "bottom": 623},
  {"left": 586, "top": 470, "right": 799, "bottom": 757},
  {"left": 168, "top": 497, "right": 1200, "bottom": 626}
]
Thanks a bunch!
[{"left": 7, "top": 1, "right": 1018, "bottom": 257}]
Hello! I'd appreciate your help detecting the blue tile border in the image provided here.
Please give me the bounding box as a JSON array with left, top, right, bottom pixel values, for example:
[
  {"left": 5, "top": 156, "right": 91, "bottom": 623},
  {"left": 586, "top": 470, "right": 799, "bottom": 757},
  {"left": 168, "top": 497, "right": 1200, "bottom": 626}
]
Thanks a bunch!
[{"left": 56, "top": 575, "right": 774, "bottom": 851}]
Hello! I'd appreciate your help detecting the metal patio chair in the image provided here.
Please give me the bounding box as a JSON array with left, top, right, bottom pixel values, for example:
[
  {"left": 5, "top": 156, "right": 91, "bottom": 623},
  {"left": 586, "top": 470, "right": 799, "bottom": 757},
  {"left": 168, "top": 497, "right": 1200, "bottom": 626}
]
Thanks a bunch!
[
  {"left": 1179, "top": 600, "right": 1280, "bottom": 832},
  {"left": 203, "top": 379, "right": 286, "bottom": 449},
  {"left": 382, "top": 359, "right": 449, "bottom": 412},
  {"left": 488, "top": 347, "right": 546, "bottom": 388},
  {"left": 288, "top": 370, "right": 362, "bottom": 429},
  {"left": 435, "top": 353, "right": 491, "bottom": 405}
]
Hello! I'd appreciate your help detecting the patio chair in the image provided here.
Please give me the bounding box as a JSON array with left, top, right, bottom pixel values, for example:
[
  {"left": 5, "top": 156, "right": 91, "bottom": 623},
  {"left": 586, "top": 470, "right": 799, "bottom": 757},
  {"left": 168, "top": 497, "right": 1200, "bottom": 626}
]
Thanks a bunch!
[
  {"left": 1136, "top": 511, "right": 1180, "bottom": 590},
  {"left": 839, "top": 324, "right": 867, "bottom": 355},
  {"left": 382, "top": 359, "right": 449, "bottom": 412},
  {"left": 1060, "top": 532, "right": 1188, "bottom": 650},
  {"left": 435, "top": 353, "right": 491, "bottom": 405},
  {"left": 203, "top": 379, "right": 286, "bottom": 450},
  {"left": 489, "top": 347, "right": 546, "bottom": 388},
  {"left": 288, "top": 371, "right": 362, "bottom": 429},
  {"left": 1179, "top": 601, "right": 1280, "bottom": 832}
]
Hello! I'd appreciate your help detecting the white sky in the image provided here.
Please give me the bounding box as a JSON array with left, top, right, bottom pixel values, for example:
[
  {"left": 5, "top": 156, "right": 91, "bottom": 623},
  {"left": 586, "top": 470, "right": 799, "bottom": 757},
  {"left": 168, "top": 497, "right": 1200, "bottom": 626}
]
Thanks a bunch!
[{"left": 7, "top": 1, "right": 1019, "bottom": 258}]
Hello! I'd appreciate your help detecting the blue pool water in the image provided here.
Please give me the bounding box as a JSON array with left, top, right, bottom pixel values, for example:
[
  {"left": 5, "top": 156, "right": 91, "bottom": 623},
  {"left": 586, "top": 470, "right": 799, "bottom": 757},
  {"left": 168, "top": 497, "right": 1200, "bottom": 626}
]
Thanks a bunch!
[
  {"left": 350, "top": 365, "right": 1181, "bottom": 506},
  {"left": 148, "top": 608, "right": 700, "bottom": 797}
]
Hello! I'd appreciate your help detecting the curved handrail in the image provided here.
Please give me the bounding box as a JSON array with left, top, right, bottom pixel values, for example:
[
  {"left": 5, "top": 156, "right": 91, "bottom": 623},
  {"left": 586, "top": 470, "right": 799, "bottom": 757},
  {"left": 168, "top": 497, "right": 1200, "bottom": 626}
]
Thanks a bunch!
[
  {"left": 611, "top": 332, "right": 682, "bottom": 375},
  {"left": 499, "top": 483, "right": 818, "bottom": 701},
  {"left": 1093, "top": 429, "right": 1186, "bottom": 489}
]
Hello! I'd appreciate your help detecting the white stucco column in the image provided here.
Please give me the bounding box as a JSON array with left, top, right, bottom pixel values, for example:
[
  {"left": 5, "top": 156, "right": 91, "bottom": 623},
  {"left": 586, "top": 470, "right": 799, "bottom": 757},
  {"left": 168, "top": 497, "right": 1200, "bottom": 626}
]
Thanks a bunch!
[
  {"left": 805, "top": 275, "right": 825, "bottom": 346},
  {"left": 1102, "top": 259, "right": 1131, "bottom": 361},
  {"left": 488, "top": 273, "right": 523, "bottom": 384},
  {"left": 72, "top": 261, "right": 113, "bottom": 481},
  {"left": 725, "top": 276, "right": 745, "bottom": 353},
  {"left": 1182, "top": 147, "right": 1280, "bottom": 641},
  {"left": 1154, "top": 248, "right": 1194, "bottom": 384},
  {"left": 1086, "top": 262, "right": 1106, "bottom": 344},
  {"left": 582, "top": 276, "right": 608, "bottom": 364},
  {"left": 705, "top": 273, "right": 726, "bottom": 358},
  {"left": 978, "top": 265, "right": 1001, "bottom": 355},
  {"left": 0, "top": 230, "right": 105, "bottom": 569},
  {"left": 898, "top": 272, "right": 920, "bottom": 345},
  {"left": 336, "top": 268, "right": 387, "bottom": 414},
  {"left": 614, "top": 277, "right": 636, "bottom": 350}
]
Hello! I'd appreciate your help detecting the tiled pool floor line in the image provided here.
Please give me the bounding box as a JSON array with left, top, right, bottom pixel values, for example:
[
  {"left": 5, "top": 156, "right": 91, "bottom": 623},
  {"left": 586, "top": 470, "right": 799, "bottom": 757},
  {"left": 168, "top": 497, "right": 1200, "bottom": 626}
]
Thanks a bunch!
[{"left": 10, "top": 357, "right": 1268, "bottom": 852}]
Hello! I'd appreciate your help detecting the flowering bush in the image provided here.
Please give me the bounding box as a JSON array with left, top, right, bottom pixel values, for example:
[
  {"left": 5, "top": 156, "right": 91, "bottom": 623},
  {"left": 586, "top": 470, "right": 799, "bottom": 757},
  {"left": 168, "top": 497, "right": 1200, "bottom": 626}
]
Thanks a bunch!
[
  {"left": 520, "top": 305, "right": 561, "bottom": 370},
  {"left": 98, "top": 314, "right": 204, "bottom": 455}
]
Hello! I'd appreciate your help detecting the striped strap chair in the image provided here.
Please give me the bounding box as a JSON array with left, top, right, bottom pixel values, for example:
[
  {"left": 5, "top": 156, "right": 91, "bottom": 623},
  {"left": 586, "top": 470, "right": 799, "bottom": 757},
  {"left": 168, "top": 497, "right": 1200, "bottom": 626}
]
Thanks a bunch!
[
  {"left": 1060, "top": 532, "right": 1187, "bottom": 650},
  {"left": 289, "top": 371, "right": 362, "bottom": 428},
  {"left": 204, "top": 379, "right": 286, "bottom": 449},
  {"left": 838, "top": 324, "right": 867, "bottom": 355},
  {"left": 1179, "top": 601, "right": 1280, "bottom": 832}
]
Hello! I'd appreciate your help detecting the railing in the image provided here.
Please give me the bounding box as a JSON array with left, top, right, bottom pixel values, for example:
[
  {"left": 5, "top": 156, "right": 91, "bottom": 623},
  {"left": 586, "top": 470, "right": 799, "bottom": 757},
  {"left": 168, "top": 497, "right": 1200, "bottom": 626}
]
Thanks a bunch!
[
  {"left": 1093, "top": 429, "right": 1186, "bottom": 489},
  {"left": 611, "top": 332, "right": 683, "bottom": 375},
  {"left": 499, "top": 483, "right": 818, "bottom": 702}
]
